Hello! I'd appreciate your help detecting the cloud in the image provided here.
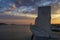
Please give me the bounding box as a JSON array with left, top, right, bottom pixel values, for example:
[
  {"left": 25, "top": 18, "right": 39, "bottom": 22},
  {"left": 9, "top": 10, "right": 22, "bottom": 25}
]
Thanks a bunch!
[
  {"left": 0, "top": 0, "right": 60, "bottom": 13},
  {"left": 14, "top": 0, "right": 60, "bottom": 7},
  {"left": 0, "top": 0, "right": 60, "bottom": 24},
  {"left": 0, "top": 13, "right": 36, "bottom": 20},
  {"left": 17, "top": 6, "right": 36, "bottom": 13},
  {"left": 14, "top": 0, "right": 34, "bottom": 7},
  {"left": 0, "top": 0, "right": 15, "bottom": 12}
]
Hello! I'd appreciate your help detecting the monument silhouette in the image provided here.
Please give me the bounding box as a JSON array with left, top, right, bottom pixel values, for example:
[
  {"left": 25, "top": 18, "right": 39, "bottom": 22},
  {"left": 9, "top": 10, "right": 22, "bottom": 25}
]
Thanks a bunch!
[
  {"left": 30, "top": 6, "right": 60, "bottom": 40},
  {"left": 30, "top": 6, "right": 52, "bottom": 40}
]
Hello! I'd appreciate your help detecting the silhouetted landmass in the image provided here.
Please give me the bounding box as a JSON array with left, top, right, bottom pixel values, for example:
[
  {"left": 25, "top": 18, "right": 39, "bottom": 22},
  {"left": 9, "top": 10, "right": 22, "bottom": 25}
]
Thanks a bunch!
[
  {"left": 10, "top": 24, "right": 15, "bottom": 25},
  {"left": 51, "top": 24, "right": 60, "bottom": 28},
  {"left": 51, "top": 24, "right": 60, "bottom": 32},
  {"left": 0, "top": 23, "right": 7, "bottom": 25},
  {"left": 0, "top": 23, "right": 30, "bottom": 26}
]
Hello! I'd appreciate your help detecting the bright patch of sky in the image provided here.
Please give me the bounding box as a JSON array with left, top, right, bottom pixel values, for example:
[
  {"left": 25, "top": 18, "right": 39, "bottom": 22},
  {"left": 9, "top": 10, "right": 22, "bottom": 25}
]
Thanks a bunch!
[{"left": 0, "top": 0, "right": 14, "bottom": 12}]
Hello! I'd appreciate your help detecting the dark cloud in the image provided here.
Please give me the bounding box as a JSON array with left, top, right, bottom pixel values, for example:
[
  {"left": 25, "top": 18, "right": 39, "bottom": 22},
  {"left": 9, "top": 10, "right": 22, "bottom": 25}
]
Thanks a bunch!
[
  {"left": 14, "top": 0, "right": 60, "bottom": 7},
  {"left": 14, "top": 0, "right": 34, "bottom": 7},
  {"left": 0, "top": 0, "right": 60, "bottom": 13}
]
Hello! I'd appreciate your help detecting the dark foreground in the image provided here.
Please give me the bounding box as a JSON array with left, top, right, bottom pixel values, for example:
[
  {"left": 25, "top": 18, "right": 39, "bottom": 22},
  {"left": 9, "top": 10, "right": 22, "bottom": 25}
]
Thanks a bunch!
[
  {"left": 0, "top": 25, "right": 32, "bottom": 40},
  {"left": 0, "top": 25, "right": 60, "bottom": 40}
]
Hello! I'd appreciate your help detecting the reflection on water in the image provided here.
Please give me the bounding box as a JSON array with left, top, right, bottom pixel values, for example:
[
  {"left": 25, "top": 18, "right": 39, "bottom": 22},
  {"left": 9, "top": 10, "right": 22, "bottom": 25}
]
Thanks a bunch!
[{"left": 0, "top": 25, "right": 32, "bottom": 40}]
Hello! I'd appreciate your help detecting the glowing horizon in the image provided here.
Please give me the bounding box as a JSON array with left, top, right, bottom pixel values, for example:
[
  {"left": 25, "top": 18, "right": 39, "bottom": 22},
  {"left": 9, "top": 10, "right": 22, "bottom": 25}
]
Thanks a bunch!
[{"left": 0, "top": 0, "right": 60, "bottom": 24}]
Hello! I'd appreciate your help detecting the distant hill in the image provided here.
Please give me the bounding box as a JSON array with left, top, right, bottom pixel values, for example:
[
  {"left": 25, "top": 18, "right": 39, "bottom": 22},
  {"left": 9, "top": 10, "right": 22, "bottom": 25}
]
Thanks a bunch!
[
  {"left": 0, "top": 23, "right": 7, "bottom": 25},
  {"left": 51, "top": 24, "right": 60, "bottom": 28}
]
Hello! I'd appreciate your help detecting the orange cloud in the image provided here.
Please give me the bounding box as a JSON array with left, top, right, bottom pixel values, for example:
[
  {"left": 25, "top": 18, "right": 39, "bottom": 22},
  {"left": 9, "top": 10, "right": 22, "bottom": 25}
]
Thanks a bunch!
[
  {"left": 51, "top": 17, "right": 60, "bottom": 24},
  {"left": 51, "top": 19, "right": 60, "bottom": 24}
]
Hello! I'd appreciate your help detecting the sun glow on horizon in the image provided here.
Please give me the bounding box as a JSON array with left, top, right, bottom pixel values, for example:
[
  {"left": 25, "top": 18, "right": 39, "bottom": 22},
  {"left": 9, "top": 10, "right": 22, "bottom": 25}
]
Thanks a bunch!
[
  {"left": 51, "top": 12, "right": 60, "bottom": 24},
  {"left": 14, "top": 13, "right": 37, "bottom": 18}
]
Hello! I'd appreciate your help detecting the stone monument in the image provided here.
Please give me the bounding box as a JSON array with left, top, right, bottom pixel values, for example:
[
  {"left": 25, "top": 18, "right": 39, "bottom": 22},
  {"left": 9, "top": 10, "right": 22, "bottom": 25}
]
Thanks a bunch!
[
  {"left": 30, "top": 6, "right": 60, "bottom": 39},
  {"left": 30, "top": 6, "right": 51, "bottom": 37}
]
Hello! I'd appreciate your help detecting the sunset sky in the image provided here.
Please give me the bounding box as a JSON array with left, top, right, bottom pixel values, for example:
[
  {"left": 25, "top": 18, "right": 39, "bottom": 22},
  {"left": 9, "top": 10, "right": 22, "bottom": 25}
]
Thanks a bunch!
[{"left": 0, "top": 0, "right": 60, "bottom": 24}]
